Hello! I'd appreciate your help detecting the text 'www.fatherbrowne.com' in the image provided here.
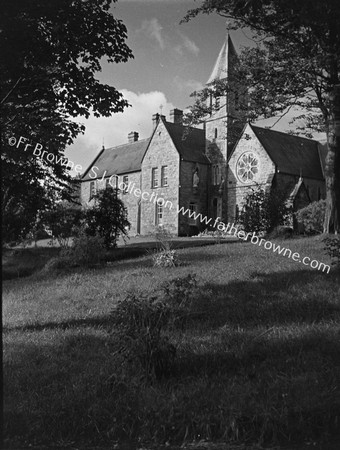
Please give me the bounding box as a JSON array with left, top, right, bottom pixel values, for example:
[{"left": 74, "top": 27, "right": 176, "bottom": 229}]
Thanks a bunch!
[
  {"left": 177, "top": 205, "right": 331, "bottom": 274},
  {"left": 94, "top": 178, "right": 331, "bottom": 274}
]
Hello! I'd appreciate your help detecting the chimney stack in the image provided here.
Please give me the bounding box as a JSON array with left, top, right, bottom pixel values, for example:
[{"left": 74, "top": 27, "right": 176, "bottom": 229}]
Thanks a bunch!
[
  {"left": 128, "top": 131, "right": 139, "bottom": 143},
  {"left": 152, "top": 113, "right": 166, "bottom": 130},
  {"left": 170, "top": 108, "right": 183, "bottom": 124}
]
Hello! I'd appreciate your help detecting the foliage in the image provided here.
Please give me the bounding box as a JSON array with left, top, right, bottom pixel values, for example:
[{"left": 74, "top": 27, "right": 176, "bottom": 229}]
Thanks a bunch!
[
  {"left": 295, "top": 200, "right": 326, "bottom": 234},
  {"left": 85, "top": 187, "right": 130, "bottom": 249},
  {"left": 267, "top": 225, "right": 294, "bottom": 240},
  {"left": 151, "top": 249, "right": 178, "bottom": 268},
  {"left": 323, "top": 235, "right": 340, "bottom": 267},
  {"left": 111, "top": 292, "right": 176, "bottom": 381},
  {"left": 61, "top": 225, "right": 105, "bottom": 267},
  {"left": 1, "top": 0, "right": 132, "bottom": 240},
  {"left": 183, "top": 0, "right": 340, "bottom": 233},
  {"left": 239, "top": 186, "right": 291, "bottom": 234},
  {"left": 151, "top": 226, "right": 179, "bottom": 267},
  {"left": 3, "top": 240, "right": 340, "bottom": 447},
  {"left": 110, "top": 274, "right": 200, "bottom": 381},
  {"left": 42, "top": 204, "right": 83, "bottom": 248},
  {"left": 162, "top": 273, "right": 198, "bottom": 310},
  {"left": 2, "top": 183, "right": 53, "bottom": 246}
]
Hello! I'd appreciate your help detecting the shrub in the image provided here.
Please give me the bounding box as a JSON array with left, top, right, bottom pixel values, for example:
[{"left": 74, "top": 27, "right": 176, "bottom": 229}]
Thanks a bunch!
[
  {"left": 151, "top": 226, "right": 179, "bottom": 267},
  {"left": 295, "top": 200, "right": 326, "bottom": 234},
  {"left": 85, "top": 187, "right": 130, "bottom": 249},
  {"left": 62, "top": 225, "right": 105, "bottom": 267},
  {"left": 111, "top": 292, "right": 176, "bottom": 381},
  {"left": 239, "top": 187, "right": 291, "bottom": 234},
  {"left": 40, "top": 255, "right": 71, "bottom": 275},
  {"left": 162, "top": 273, "right": 198, "bottom": 310},
  {"left": 110, "top": 274, "right": 199, "bottom": 381},
  {"left": 42, "top": 204, "right": 83, "bottom": 248},
  {"left": 267, "top": 225, "right": 294, "bottom": 240},
  {"left": 323, "top": 235, "right": 340, "bottom": 267}
]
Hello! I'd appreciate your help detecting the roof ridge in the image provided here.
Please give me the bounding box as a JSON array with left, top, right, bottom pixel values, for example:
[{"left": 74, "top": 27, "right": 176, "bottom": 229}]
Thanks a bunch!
[
  {"left": 104, "top": 137, "right": 150, "bottom": 152},
  {"left": 250, "top": 124, "right": 319, "bottom": 144},
  {"left": 164, "top": 121, "right": 204, "bottom": 133}
]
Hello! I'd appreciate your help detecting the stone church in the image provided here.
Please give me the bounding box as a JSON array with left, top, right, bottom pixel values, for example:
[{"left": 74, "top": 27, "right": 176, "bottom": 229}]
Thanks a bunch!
[{"left": 80, "top": 35, "right": 326, "bottom": 236}]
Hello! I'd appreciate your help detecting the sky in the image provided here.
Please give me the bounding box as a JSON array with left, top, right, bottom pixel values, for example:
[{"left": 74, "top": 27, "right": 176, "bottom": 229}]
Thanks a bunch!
[{"left": 65, "top": 0, "right": 325, "bottom": 174}]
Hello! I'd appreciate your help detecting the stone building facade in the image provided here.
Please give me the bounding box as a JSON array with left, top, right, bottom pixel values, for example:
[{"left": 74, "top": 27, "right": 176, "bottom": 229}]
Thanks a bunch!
[{"left": 80, "top": 35, "right": 326, "bottom": 236}]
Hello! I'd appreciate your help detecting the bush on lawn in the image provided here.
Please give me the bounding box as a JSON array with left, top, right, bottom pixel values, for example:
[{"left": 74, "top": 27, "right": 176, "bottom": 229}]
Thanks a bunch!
[
  {"left": 62, "top": 225, "right": 105, "bottom": 267},
  {"left": 42, "top": 204, "right": 83, "bottom": 248},
  {"left": 151, "top": 226, "right": 179, "bottom": 267},
  {"left": 111, "top": 292, "right": 176, "bottom": 381},
  {"left": 85, "top": 187, "right": 130, "bottom": 249},
  {"left": 323, "top": 235, "right": 340, "bottom": 267},
  {"left": 110, "top": 274, "right": 199, "bottom": 381},
  {"left": 239, "top": 186, "right": 291, "bottom": 235},
  {"left": 295, "top": 200, "right": 326, "bottom": 234}
]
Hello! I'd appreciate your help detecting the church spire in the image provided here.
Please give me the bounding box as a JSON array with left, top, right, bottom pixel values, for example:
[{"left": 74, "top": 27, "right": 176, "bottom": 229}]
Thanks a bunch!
[{"left": 206, "top": 33, "right": 238, "bottom": 84}]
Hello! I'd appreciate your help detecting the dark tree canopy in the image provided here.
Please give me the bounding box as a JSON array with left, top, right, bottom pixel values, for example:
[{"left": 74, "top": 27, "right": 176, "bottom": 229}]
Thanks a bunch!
[
  {"left": 183, "top": 0, "right": 340, "bottom": 233},
  {"left": 1, "top": 0, "right": 133, "bottom": 243}
]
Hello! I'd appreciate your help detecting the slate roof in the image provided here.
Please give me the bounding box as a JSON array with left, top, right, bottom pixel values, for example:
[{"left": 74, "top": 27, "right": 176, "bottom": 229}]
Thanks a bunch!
[
  {"left": 82, "top": 120, "right": 209, "bottom": 181},
  {"left": 207, "top": 34, "right": 238, "bottom": 84},
  {"left": 82, "top": 138, "right": 151, "bottom": 181},
  {"left": 164, "top": 121, "right": 210, "bottom": 164},
  {"left": 250, "top": 125, "right": 324, "bottom": 180}
]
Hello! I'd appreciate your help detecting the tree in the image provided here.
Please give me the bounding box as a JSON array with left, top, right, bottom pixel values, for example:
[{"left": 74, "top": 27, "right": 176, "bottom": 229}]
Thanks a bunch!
[
  {"left": 85, "top": 187, "right": 130, "bottom": 249},
  {"left": 42, "top": 204, "right": 83, "bottom": 248},
  {"left": 1, "top": 0, "right": 133, "bottom": 243},
  {"left": 239, "top": 186, "right": 291, "bottom": 235},
  {"left": 183, "top": 0, "right": 340, "bottom": 233}
]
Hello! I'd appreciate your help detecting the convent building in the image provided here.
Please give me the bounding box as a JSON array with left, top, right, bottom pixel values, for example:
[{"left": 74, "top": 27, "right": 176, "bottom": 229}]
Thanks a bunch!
[{"left": 80, "top": 35, "right": 327, "bottom": 236}]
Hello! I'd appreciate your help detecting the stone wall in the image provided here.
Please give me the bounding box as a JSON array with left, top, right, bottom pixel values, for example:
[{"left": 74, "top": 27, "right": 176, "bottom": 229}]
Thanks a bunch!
[
  {"left": 178, "top": 161, "right": 209, "bottom": 235},
  {"left": 141, "top": 119, "right": 180, "bottom": 235},
  {"left": 227, "top": 124, "right": 275, "bottom": 223}
]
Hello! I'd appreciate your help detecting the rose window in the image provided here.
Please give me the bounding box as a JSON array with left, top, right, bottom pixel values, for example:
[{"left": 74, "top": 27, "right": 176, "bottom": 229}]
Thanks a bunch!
[{"left": 236, "top": 152, "right": 259, "bottom": 183}]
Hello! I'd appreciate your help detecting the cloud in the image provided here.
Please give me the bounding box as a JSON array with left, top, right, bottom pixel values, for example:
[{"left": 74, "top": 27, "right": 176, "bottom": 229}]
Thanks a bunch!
[
  {"left": 173, "top": 75, "right": 203, "bottom": 94},
  {"left": 66, "top": 90, "right": 174, "bottom": 173},
  {"left": 177, "top": 32, "right": 200, "bottom": 56},
  {"left": 137, "top": 18, "right": 165, "bottom": 49}
]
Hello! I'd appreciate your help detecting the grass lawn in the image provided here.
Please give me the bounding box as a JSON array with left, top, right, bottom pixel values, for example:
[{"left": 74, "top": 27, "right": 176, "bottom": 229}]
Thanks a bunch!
[{"left": 3, "top": 236, "right": 340, "bottom": 449}]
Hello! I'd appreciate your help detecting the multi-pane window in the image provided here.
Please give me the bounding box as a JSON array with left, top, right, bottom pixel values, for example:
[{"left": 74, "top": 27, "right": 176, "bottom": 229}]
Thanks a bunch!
[
  {"left": 152, "top": 167, "right": 158, "bottom": 188},
  {"left": 122, "top": 175, "right": 128, "bottom": 194},
  {"left": 89, "top": 180, "right": 96, "bottom": 199},
  {"left": 155, "top": 203, "right": 163, "bottom": 225},
  {"left": 188, "top": 203, "right": 197, "bottom": 225},
  {"left": 161, "top": 165, "right": 168, "bottom": 187}
]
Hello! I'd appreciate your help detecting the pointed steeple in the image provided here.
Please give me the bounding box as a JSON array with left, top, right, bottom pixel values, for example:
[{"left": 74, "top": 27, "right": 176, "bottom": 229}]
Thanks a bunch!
[{"left": 206, "top": 34, "right": 238, "bottom": 84}]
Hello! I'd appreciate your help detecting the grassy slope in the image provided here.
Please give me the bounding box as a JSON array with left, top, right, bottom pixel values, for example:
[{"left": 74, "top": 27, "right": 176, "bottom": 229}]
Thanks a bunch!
[{"left": 3, "top": 236, "right": 340, "bottom": 448}]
